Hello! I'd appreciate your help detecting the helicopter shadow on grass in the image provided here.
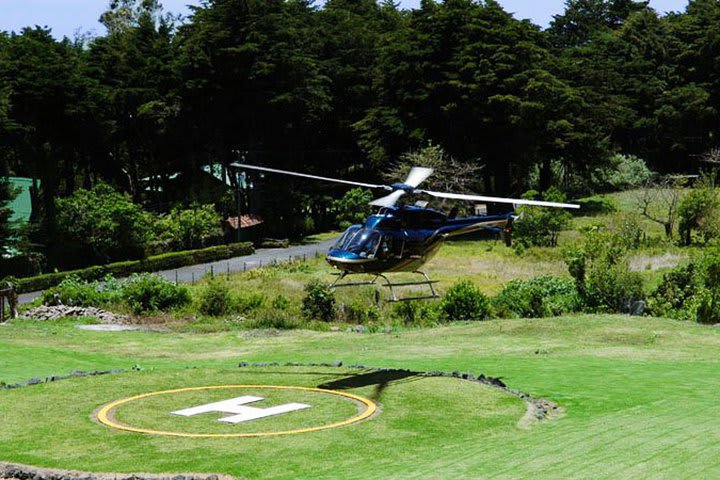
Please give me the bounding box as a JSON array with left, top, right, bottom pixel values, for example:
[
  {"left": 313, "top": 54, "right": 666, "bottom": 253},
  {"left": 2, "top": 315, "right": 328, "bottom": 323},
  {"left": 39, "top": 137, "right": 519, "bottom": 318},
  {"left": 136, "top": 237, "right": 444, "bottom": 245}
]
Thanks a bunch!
[{"left": 317, "top": 369, "right": 423, "bottom": 401}]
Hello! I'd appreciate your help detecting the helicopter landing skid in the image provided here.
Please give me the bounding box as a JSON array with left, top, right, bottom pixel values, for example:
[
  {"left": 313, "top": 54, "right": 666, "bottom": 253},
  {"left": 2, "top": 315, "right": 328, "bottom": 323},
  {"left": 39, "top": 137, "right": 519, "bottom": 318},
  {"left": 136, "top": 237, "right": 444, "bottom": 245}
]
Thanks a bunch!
[{"left": 331, "top": 271, "right": 439, "bottom": 302}]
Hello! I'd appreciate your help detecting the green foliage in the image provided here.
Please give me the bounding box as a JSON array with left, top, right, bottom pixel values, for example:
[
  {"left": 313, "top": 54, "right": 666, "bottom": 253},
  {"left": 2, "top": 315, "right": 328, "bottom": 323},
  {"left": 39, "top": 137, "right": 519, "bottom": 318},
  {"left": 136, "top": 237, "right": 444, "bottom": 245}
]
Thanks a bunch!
[
  {"left": 41, "top": 275, "right": 124, "bottom": 307},
  {"left": 245, "top": 309, "right": 300, "bottom": 330},
  {"left": 440, "top": 280, "right": 490, "bottom": 321},
  {"left": 6, "top": 0, "right": 720, "bottom": 263},
  {"left": 0, "top": 172, "right": 19, "bottom": 257},
  {"left": 271, "top": 294, "right": 290, "bottom": 310},
  {"left": 678, "top": 175, "right": 720, "bottom": 245},
  {"left": 40, "top": 272, "right": 189, "bottom": 314},
  {"left": 574, "top": 196, "right": 618, "bottom": 215},
  {"left": 513, "top": 188, "right": 573, "bottom": 247},
  {"left": 333, "top": 188, "right": 373, "bottom": 230},
  {"left": 341, "top": 301, "right": 381, "bottom": 325},
  {"left": 647, "top": 263, "right": 702, "bottom": 321},
  {"left": 12, "top": 242, "right": 253, "bottom": 293},
  {"left": 565, "top": 229, "right": 644, "bottom": 313},
  {"left": 259, "top": 239, "right": 290, "bottom": 249},
  {"left": 301, "top": 280, "right": 336, "bottom": 322},
  {"left": 197, "top": 278, "right": 231, "bottom": 316},
  {"left": 390, "top": 300, "right": 441, "bottom": 327},
  {"left": 593, "top": 154, "right": 653, "bottom": 192},
  {"left": 647, "top": 245, "right": 720, "bottom": 324},
  {"left": 492, "top": 275, "right": 582, "bottom": 319},
  {"left": 121, "top": 273, "right": 190, "bottom": 314},
  {"left": 235, "top": 292, "right": 266, "bottom": 314},
  {"left": 55, "top": 184, "right": 152, "bottom": 266},
  {"left": 154, "top": 204, "right": 223, "bottom": 251}
]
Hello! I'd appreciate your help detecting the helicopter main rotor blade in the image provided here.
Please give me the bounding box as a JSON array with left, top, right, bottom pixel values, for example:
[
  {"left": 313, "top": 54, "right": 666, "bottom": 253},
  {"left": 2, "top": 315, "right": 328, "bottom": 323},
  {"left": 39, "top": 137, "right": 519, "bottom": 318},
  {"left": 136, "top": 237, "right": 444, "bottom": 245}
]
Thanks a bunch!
[
  {"left": 230, "top": 163, "right": 391, "bottom": 191},
  {"left": 418, "top": 190, "right": 580, "bottom": 209},
  {"left": 370, "top": 190, "right": 406, "bottom": 207},
  {"left": 404, "top": 167, "right": 434, "bottom": 188}
]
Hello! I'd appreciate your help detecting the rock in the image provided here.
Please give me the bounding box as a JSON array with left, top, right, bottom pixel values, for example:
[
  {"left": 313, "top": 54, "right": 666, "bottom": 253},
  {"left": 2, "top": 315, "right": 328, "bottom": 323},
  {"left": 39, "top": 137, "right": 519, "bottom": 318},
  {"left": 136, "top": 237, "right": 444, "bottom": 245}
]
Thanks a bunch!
[{"left": 20, "top": 305, "right": 129, "bottom": 324}]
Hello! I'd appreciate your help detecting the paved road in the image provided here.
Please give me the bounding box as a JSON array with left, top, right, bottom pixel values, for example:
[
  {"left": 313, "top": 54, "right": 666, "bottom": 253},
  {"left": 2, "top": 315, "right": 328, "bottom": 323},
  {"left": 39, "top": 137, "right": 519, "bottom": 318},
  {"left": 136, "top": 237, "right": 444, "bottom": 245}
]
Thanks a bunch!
[{"left": 19, "top": 239, "right": 336, "bottom": 305}]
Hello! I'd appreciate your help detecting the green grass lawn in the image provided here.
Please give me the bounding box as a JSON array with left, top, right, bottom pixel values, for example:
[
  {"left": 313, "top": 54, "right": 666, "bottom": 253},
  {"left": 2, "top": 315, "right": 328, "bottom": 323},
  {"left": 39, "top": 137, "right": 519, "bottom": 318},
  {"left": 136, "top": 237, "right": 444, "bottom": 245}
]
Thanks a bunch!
[{"left": 2, "top": 314, "right": 720, "bottom": 478}]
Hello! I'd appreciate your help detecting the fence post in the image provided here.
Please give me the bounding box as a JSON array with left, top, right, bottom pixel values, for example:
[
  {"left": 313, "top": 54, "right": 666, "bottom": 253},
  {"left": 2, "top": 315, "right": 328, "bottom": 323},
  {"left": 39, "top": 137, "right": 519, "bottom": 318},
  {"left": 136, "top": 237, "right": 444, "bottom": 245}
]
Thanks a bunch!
[{"left": 210, "top": 265, "right": 214, "bottom": 278}]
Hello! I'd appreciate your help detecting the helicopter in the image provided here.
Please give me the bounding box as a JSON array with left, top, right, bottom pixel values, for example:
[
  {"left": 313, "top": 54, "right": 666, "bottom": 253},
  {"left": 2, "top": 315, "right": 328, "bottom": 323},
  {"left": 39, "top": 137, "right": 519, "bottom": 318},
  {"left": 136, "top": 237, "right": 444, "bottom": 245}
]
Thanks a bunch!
[{"left": 231, "top": 163, "right": 579, "bottom": 301}]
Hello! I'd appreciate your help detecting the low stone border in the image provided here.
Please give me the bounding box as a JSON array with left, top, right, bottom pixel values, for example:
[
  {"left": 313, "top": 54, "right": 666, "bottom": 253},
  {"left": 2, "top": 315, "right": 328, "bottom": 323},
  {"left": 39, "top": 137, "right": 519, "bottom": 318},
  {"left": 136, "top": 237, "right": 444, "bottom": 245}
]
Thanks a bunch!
[
  {"left": 0, "top": 462, "right": 230, "bottom": 480},
  {"left": 237, "top": 361, "right": 561, "bottom": 423},
  {"left": 20, "top": 306, "right": 129, "bottom": 324},
  {"left": 0, "top": 369, "right": 126, "bottom": 390}
]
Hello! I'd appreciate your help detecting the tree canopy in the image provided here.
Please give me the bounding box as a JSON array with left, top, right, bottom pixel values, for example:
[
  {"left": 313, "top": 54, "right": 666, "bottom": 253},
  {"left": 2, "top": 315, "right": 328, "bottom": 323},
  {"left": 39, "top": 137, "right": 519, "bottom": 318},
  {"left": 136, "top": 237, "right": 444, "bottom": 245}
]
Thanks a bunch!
[{"left": 2, "top": 0, "right": 720, "bottom": 269}]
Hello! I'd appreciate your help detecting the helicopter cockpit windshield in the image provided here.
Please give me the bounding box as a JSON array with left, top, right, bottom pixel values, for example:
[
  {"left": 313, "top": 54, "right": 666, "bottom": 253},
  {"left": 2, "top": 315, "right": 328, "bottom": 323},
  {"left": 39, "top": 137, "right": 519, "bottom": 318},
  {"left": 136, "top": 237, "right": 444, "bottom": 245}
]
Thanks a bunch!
[{"left": 333, "top": 227, "right": 382, "bottom": 258}]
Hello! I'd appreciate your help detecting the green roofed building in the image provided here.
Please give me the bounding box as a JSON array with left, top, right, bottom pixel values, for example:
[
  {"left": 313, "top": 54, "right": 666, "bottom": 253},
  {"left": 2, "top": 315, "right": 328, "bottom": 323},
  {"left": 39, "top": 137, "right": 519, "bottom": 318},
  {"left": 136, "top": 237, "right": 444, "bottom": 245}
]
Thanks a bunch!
[{"left": 8, "top": 177, "right": 35, "bottom": 225}]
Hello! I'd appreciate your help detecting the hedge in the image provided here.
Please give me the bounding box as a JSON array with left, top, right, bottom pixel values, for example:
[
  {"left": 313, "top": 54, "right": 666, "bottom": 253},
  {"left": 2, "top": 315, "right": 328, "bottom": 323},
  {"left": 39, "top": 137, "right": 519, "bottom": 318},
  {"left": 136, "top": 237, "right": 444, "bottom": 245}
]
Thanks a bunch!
[
  {"left": 10, "top": 242, "right": 254, "bottom": 293},
  {"left": 260, "top": 238, "right": 290, "bottom": 248}
]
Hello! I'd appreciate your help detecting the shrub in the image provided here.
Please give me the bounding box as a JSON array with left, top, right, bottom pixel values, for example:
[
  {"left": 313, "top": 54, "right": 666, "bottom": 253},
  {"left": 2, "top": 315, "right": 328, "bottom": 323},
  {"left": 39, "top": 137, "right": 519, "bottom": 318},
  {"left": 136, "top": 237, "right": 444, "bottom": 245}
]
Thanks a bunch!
[
  {"left": 391, "top": 300, "right": 441, "bottom": 327},
  {"left": 574, "top": 195, "right": 618, "bottom": 216},
  {"left": 236, "top": 292, "right": 265, "bottom": 313},
  {"left": 41, "top": 274, "right": 123, "bottom": 307},
  {"left": 647, "top": 263, "right": 702, "bottom": 320},
  {"left": 565, "top": 230, "right": 644, "bottom": 313},
  {"left": 341, "top": 301, "right": 381, "bottom": 324},
  {"left": 122, "top": 273, "right": 191, "bottom": 314},
  {"left": 334, "top": 188, "right": 374, "bottom": 230},
  {"left": 678, "top": 174, "right": 720, "bottom": 245},
  {"left": 513, "top": 188, "right": 572, "bottom": 247},
  {"left": 55, "top": 183, "right": 152, "bottom": 266},
  {"left": 260, "top": 238, "right": 290, "bottom": 249},
  {"left": 440, "top": 280, "right": 490, "bottom": 321},
  {"left": 594, "top": 154, "right": 653, "bottom": 192},
  {"left": 492, "top": 275, "right": 581, "bottom": 319},
  {"left": 198, "top": 278, "right": 231, "bottom": 316},
  {"left": 12, "top": 242, "right": 253, "bottom": 294},
  {"left": 271, "top": 295, "right": 291, "bottom": 310},
  {"left": 302, "top": 280, "right": 336, "bottom": 322},
  {"left": 246, "top": 309, "right": 300, "bottom": 330},
  {"left": 154, "top": 204, "right": 223, "bottom": 251}
]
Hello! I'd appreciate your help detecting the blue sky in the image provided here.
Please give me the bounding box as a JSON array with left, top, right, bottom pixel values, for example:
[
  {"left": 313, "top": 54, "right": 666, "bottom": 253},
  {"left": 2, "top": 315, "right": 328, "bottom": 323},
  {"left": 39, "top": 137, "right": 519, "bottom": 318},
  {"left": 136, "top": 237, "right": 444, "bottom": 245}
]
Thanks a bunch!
[{"left": 0, "top": 0, "right": 689, "bottom": 40}]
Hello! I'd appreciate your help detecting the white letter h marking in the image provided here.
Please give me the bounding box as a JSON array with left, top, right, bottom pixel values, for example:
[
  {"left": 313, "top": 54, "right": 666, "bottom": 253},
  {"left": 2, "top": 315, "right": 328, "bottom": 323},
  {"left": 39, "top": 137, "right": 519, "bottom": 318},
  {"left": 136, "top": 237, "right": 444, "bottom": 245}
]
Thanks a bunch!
[{"left": 171, "top": 396, "right": 311, "bottom": 424}]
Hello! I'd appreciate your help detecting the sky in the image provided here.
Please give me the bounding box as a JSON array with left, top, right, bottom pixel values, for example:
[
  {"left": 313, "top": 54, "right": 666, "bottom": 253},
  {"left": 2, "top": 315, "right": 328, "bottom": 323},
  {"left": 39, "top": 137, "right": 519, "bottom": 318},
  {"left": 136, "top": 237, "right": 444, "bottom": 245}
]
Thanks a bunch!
[{"left": 0, "top": 0, "right": 690, "bottom": 40}]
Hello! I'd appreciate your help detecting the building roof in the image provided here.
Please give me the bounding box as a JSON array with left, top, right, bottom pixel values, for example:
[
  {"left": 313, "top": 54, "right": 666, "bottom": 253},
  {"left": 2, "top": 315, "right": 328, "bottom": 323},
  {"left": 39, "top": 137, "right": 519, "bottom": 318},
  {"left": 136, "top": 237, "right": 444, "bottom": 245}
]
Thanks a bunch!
[
  {"left": 226, "top": 214, "right": 264, "bottom": 230},
  {"left": 8, "top": 177, "right": 35, "bottom": 224}
]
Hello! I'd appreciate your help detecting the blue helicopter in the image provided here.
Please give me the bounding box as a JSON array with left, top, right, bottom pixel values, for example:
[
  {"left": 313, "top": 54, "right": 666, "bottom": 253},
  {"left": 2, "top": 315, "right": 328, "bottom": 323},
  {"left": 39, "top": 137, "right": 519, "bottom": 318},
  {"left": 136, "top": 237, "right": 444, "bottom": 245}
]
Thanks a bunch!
[{"left": 232, "top": 163, "right": 579, "bottom": 301}]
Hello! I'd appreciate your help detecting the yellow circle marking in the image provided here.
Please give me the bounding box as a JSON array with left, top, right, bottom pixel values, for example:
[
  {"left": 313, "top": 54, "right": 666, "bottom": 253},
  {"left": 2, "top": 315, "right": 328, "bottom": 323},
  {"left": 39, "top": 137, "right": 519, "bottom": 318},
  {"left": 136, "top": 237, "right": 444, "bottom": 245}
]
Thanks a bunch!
[{"left": 96, "top": 385, "right": 377, "bottom": 438}]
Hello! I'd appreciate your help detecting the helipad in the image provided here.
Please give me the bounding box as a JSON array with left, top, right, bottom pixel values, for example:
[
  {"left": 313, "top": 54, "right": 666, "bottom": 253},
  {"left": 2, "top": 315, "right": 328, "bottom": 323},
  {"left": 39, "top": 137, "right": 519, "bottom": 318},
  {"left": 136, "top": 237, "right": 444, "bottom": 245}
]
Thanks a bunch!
[{"left": 96, "top": 384, "right": 378, "bottom": 438}]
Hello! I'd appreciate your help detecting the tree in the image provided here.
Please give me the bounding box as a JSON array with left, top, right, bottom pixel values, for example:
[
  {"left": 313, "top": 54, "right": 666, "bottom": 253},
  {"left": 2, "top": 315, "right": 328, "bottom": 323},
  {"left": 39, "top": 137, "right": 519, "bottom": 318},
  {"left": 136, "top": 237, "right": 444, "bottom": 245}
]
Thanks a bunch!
[
  {"left": 549, "top": 0, "right": 650, "bottom": 48},
  {"left": 513, "top": 188, "right": 573, "bottom": 247},
  {"left": 55, "top": 183, "right": 152, "bottom": 266},
  {"left": 637, "top": 176, "right": 683, "bottom": 238},
  {"left": 383, "top": 143, "right": 484, "bottom": 195},
  {"left": 678, "top": 173, "right": 720, "bottom": 245},
  {"left": 333, "top": 188, "right": 373, "bottom": 229},
  {"left": 154, "top": 204, "right": 223, "bottom": 250}
]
